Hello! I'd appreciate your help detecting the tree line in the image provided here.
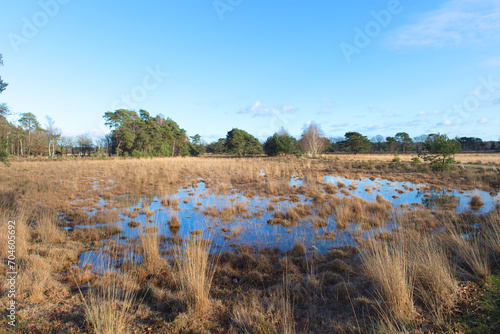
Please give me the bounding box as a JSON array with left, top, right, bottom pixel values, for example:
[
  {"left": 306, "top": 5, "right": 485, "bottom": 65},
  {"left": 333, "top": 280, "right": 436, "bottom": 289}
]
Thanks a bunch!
[
  {"left": 1, "top": 109, "right": 498, "bottom": 163},
  {"left": 1, "top": 53, "right": 498, "bottom": 166}
]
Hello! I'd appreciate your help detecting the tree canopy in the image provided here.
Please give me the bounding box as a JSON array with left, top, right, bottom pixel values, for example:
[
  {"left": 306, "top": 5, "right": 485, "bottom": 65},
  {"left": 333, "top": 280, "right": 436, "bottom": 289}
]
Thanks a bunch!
[
  {"left": 0, "top": 54, "right": 9, "bottom": 165},
  {"left": 0, "top": 54, "right": 8, "bottom": 115},
  {"left": 263, "top": 129, "right": 298, "bottom": 156},
  {"left": 298, "top": 122, "right": 329, "bottom": 157},
  {"left": 225, "top": 128, "right": 263, "bottom": 156},
  {"left": 395, "top": 132, "right": 414, "bottom": 153},
  {"left": 342, "top": 132, "right": 371, "bottom": 154},
  {"left": 103, "top": 109, "right": 198, "bottom": 157},
  {"left": 423, "top": 133, "right": 461, "bottom": 170}
]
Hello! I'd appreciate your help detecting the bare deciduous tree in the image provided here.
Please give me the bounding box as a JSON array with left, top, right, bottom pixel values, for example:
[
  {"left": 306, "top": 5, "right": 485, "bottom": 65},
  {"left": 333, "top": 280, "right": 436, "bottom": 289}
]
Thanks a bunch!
[
  {"left": 46, "top": 116, "right": 61, "bottom": 157},
  {"left": 77, "top": 134, "right": 93, "bottom": 156},
  {"left": 298, "top": 122, "right": 328, "bottom": 157}
]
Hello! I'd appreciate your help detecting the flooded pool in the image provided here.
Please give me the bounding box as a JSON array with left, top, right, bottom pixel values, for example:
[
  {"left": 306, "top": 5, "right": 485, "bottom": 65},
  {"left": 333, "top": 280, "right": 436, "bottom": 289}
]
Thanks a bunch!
[{"left": 75, "top": 175, "right": 499, "bottom": 269}]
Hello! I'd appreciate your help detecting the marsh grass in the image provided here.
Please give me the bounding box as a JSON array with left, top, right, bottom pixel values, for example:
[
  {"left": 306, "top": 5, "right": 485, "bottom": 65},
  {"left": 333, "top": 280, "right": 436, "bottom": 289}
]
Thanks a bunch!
[
  {"left": 1, "top": 156, "right": 499, "bottom": 333},
  {"left": 176, "top": 235, "right": 217, "bottom": 316},
  {"left": 36, "top": 209, "right": 66, "bottom": 244},
  {"left": 444, "top": 229, "right": 491, "bottom": 284},
  {"left": 483, "top": 207, "right": 500, "bottom": 266},
  {"left": 470, "top": 194, "right": 485, "bottom": 209},
  {"left": 0, "top": 208, "right": 29, "bottom": 259},
  {"left": 363, "top": 229, "right": 459, "bottom": 329},
  {"left": 362, "top": 236, "right": 416, "bottom": 322},
  {"left": 138, "top": 223, "right": 168, "bottom": 274},
  {"left": 412, "top": 237, "right": 457, "bottom": 325},
  {"left": 168, "top": 213, "right": 181, "bottom": 229},
  {"left": 14, "top": 253, "right": 68, "bottom": 303},
  {"left": 279, "top": 277, "right": 296, "bottom": 334},
  {"left": 80, "top": 270, "right": 138, "bottom": 334}
]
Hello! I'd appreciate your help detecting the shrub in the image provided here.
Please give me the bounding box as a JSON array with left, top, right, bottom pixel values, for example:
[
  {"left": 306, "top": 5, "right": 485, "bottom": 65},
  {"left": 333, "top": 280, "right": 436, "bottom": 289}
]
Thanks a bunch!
[{"left": 411, "top": 156, "right": 422, "bottom": 166}]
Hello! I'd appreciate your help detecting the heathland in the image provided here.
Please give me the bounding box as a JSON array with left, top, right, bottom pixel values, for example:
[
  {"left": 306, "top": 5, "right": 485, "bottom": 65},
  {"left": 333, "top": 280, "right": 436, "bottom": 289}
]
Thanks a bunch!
[{"left": 1, "top": 153, "right": 499, "bottom": 333}]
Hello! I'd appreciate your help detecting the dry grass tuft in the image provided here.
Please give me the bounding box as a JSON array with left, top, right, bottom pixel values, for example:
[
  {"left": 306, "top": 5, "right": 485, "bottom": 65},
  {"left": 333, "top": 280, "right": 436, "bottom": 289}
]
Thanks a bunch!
[
  {"left": 138, "top": 224, "right": 168, "bottom": 273},
  {"left": 13, "top": 253, "right": 68, "bottom": 303},
  {"left": 412, "top": 237, "right": 457, "bottom": 324},
  {"left": 483, "top": 207, "right": 500, "bottom": 264},
  {"left": 363, "top": 230, "right": 458, "bottom": 326},
  {"left": 168, "top": 214, "right": 181, "bottom": 229},
  {"left": 324, "top": 182, "right": 337, "bottom": 194},
  {"left": 81, "top": 271, "right": 138, "bottom": 334},
  {"left": 127, "top": 220, "right": 141, "bottom": 228},
  {"left": 442, "top": 229, "right": 490, "bottom": 283},
  {"left": 89, "top": 210, "right": 121, "bottom": 225},
  {"left": 177, "top": 236, "right": 216, "bottom": 316},
  {"left": 362, "top": 237, "right": 416, "bottom": 321},
  {"left": 469, "top": 195, "right": 484, "bottom": 209},
  {"left": 36, "top": 210, "right": 66, "bottom": 244},
  {"left": 162, "top": 197, "right": 179, "bottom": 210},
  {"left": 71, "top": 225, "right": 122, "bottom": 242},
  {"left": 0, "top": 208, "right": 29, "bottom": 259}
]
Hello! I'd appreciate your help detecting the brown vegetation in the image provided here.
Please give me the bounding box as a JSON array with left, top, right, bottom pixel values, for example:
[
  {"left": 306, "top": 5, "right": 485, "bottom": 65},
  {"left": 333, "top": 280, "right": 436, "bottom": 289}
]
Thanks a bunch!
[{"left": 0, "top": 155, "right": 498, "bottom": 333}]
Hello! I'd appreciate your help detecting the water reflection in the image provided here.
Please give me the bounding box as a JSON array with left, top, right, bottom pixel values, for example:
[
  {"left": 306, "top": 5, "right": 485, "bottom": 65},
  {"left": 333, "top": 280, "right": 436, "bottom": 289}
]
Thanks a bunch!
[{"left": 76, "top": 175, "right": 499, "bottom": 270}]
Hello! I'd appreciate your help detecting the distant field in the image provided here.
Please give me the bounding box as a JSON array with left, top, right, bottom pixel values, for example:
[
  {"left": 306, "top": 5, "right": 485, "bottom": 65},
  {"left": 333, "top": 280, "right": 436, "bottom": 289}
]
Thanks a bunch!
[{"left": 323, "top": 152, "right": 500, "bottom": 165}]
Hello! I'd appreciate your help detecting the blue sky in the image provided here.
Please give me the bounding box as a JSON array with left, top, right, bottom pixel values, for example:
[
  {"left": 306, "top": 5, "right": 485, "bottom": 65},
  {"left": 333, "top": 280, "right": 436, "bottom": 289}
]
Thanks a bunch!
[{"left": 0, "top": 0, "right": 499, "bottom": 142}]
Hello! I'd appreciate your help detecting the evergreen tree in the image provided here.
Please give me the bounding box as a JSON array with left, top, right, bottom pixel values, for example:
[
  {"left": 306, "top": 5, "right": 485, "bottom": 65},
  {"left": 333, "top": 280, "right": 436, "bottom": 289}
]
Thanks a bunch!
[
  {"left": 342, "top": 132, "right": 371, "bottom": 154},
  {"left": 225, "top": 128, "right": 263, "bottom": 156},
  {"left": 263, "top": 130, "right": 297, "bottom": 156}
]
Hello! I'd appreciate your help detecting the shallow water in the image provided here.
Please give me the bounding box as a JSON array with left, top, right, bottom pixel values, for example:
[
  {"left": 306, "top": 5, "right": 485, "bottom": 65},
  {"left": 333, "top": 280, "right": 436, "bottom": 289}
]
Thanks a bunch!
[
  {"left": 76, "top": 175, "right": 499, "bottom": 269},
  {"left": 321, "top": 175, "right": 498, "bottom": 214}
]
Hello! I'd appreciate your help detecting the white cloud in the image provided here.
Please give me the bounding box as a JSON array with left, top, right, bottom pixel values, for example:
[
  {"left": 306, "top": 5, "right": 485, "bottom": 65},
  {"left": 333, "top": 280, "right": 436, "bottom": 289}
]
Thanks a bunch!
[
  {"left": 238, "top": 101, "right": 297, "bottom": 117},
  {"left": 418, "top": 110, "right": 428, "bottom": 116},
  {"left": 437, "top": 120, "right": 453, "bottom": 126},
  {"left": 385, "top": 0, "right": 500, "bottom": 48},
  {"left": 366, "top": 124, "right": 386, "bottom": 130},
  {"left": 478, "top": 117, "right": 489, "bottom": 124}
]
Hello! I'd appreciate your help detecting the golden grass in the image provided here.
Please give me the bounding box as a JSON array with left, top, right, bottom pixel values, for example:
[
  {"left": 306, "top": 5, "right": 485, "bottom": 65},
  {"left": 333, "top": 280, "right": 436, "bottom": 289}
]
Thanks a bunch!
[
  {"left": 483, "top": 207, "right": 500, "bottom": 264},
  {"left": 36, "top": 209, "right": 65, "bottom": 244},
  {"left": 138, "top": 223, "right": 168, "bottom": 274},
  {"left": 81, "top": 271, "right": 138, "bottom": 334},
  {"left": 362, "top": 229, "right": 459, "bottom": 327},
  {"left": 324, "top": 152, "right": 500, "bottom": 165},
  {"left": 0, "top": 208, "right": 29, "bottom": 259},
  {"left": 0, "top": 155, "right": 498, "bottom": 332},
  {"left": 362, "top": 237, "right": 416, "bottom": 321},
  {"left": 278, "top": 278, "right": 295, "bottom": 334},
  {"left": 14, "top": 253, "right": 69, "bottom": 303},
  {"left": 470, "top": 194, "right": 484, "bottom": 209},
  {"left": 176, "top": 236, "right": 216, "bottom": 317},
  {"left": 443, "top": 229, "right": 491, "bottom": 283}
]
